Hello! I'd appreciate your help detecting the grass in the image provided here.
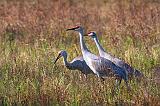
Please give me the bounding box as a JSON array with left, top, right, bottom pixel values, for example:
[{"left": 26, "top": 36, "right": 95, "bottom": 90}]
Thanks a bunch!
[
  {"left": 0, "top": 34, "right": 159, "bottom": 105},
  {"left": 0, "top": 0, "right": 160, "bottom": 105}
]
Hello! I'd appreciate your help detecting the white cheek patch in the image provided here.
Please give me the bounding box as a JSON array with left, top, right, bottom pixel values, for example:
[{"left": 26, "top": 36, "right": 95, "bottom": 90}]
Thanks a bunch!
[{"left": 89, "top": 33, "right": 93, "bottom": 36}]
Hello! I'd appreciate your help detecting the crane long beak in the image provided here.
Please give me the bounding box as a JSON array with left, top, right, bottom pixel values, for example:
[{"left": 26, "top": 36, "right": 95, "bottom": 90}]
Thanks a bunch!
[
  {"left": 83, "top": 34, "right": 88, "bottom": 36},
  {"left": 54, "top": 54, "right": 61, "bottom": 64},
  {"left": 66, "top": 27, "right": 77, "bottom": 31}
]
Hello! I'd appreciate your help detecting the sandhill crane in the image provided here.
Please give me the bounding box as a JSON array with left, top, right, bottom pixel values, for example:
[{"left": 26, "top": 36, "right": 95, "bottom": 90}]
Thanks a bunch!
[
  {"left": 54, "top": 50, "right": 94, "bottom": 78},
  {"left": 86, "top": 31, "right": 143, "bottom": 80},
  {"left": 66, "top": 26, "right": 130, "bottom": 91}
]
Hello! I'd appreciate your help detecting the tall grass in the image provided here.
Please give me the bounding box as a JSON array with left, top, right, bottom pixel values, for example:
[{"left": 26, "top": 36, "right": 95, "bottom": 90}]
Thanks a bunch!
[{"left": 0, "top": 0, "right": 160, "bottom": 105}]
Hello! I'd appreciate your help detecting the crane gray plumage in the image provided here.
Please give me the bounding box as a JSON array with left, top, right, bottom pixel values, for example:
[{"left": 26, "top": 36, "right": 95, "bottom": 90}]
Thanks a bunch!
[
  {"left": 54, "top": 50, "right": 94, "bottom": 76},
  {"left": 66, "top": 26, "right": 130, "bottom": 90},
  {"left": 87, "top": 32, "right": 143, "bottom": 79}
]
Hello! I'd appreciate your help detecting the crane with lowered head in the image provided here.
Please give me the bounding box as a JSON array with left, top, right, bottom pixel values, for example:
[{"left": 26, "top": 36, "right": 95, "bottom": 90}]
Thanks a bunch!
[{"left": 54, "top": 50, "right": 94, "bottom": 78}]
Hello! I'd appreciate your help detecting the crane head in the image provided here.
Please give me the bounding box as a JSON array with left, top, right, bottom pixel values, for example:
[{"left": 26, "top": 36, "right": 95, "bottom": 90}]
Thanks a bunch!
[
  {"left": 66, "top": 26, "right": 84, "bottom": 32},
  {"left": 54, "top": 50, "right": 67, "bottom": 64},
  {"left": 87, "top": 31, "right": 97, "bottom": 38}
]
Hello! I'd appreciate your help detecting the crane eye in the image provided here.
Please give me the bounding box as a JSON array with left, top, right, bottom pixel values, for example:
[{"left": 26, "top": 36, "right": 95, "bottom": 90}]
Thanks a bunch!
[
  {"left": 88, "top": 32, "right": 93, "bottom": 36},
  {"left": 75, "top": 26, "right": 80, "bottom": 29}
]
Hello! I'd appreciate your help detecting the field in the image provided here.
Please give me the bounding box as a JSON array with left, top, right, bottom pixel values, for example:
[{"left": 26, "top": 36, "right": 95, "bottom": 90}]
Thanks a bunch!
[{"left": 0, "top": 0, "right": 160, "bottom": 105}]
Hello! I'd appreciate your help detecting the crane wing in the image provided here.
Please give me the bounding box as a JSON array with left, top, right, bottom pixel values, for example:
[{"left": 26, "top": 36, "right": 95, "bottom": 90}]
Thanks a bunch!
[
  {"left": 103, "top": 52, "right": 136, "bottom": 78},
  {"left": 91, "top": 57, "right": 127, "bottom": 80},
  {"left": 91, "top": 57, "right": 116, "bottom": 77},
  {"left": 70, "top": 56, "right": 93, "bottom": 74}
]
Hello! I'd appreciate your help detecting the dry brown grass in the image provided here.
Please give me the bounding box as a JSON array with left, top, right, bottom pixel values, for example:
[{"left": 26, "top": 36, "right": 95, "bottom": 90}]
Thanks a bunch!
[{"left": 0, "top": 0, "right": 159, "bottom": 42}]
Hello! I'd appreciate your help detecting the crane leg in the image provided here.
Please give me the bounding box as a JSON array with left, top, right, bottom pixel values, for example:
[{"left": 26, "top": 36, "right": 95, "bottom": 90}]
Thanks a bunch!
[
  {"left": 125, "top": 80, "right": 131, "bottom": 91},
  {"left": 80, "top": 73, "right": 88, "bottom": 82},
  {"left": 84, "top": 74, "right": 88, "bottom": 82},
  {"left": 112, "top": 77, "right": 122, "bottom": 95},
  {"left": 100, "top": 77, "right": 105, "bottom": 85},
  {"left": 97, "top": 73, "right": 105, "bottom": 84},
  {"left": 101, "top": 77, "right": 105, "bottom": 82},
  {"left": 83, "top": 74, "right": 87, "bottom": 79},
  {"left": 115, "top": 78, "right": 122, "bottom": 90}
]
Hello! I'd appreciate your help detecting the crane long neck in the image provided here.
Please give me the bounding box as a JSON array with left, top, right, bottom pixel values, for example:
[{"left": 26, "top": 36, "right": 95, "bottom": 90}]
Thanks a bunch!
[
  {"left": 62, "top": 55, "right": 71, "bottom": 68},
  {"left": 94, "top": 37, "right": 105, "bottom": 54},
  {"left": 63, "top": 54, "right": 77, "bottom": 70},
  {"left": 79, "top": 31, "right": 89, "bottom": 54}
]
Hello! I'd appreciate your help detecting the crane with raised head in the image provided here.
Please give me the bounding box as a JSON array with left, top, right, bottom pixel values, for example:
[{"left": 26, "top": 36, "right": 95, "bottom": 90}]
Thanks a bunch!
[
  {"left": 86, "top": 31, "right": 143, "bottom": 80},
  {"left": 66, "top": 26, "right": 130, "bottom": 91},
  {"left": 54, "top": 50, "right": 94, "bottom": 78}
]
